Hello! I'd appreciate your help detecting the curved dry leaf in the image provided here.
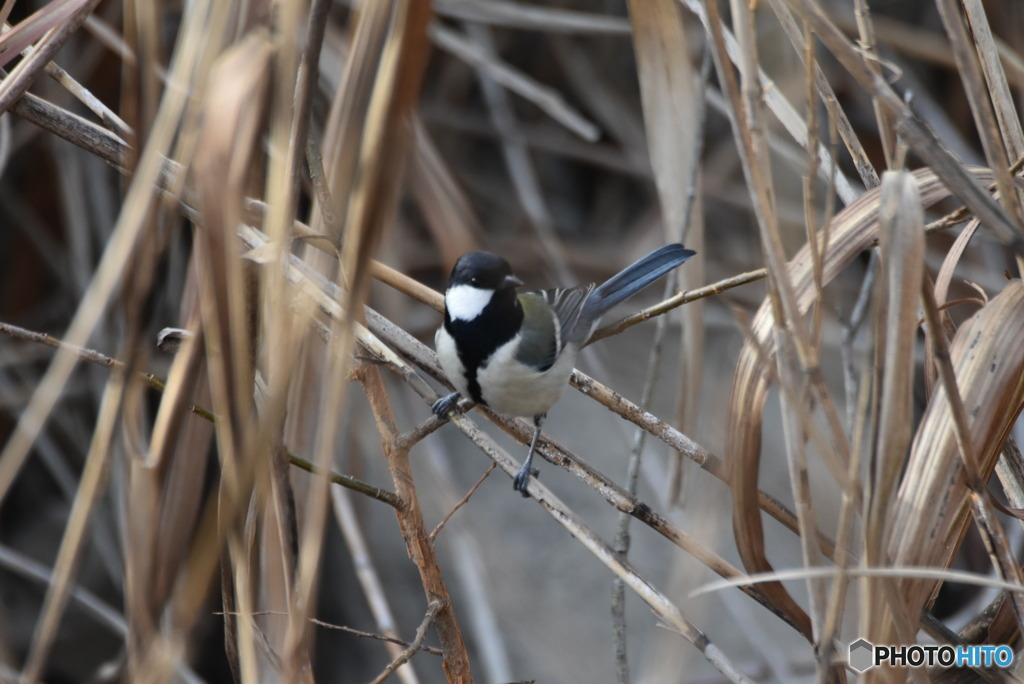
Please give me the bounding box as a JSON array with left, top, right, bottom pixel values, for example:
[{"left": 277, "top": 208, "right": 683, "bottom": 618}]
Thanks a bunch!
[
  {"left": 935, "top": 220, "right": 981, "bottom": 309},
  {"left": 929, "top": 218, "right": 981, "bottom": 395},
  {"left": 726, "top": 167, "right": 993, "bottom": 639},
  {"left": 885, "top": 279, "right": 1024, "bottom": 634}
]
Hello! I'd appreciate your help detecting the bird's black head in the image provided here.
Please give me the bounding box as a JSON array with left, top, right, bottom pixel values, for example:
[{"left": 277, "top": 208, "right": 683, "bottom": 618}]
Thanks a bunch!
[{"left": 447, "top": 251, "right": 523, "bottom": 291}]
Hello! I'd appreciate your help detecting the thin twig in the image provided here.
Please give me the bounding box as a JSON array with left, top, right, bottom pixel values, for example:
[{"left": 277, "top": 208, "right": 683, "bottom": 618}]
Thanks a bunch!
[
  {"left": 310, "top": 618, "right": 443, "bottom": 656},
  {"left": 368, "top": 601, "right": 443, "bottom": 684},
  {"left": 429, "top": 463, "right": 496, "bottom": 542},
  {"left": 588, "top": 268, "right": 766, "bottom": 345},
  {"left": 213, "top": 612, "right": 445, "bottom": 656}
]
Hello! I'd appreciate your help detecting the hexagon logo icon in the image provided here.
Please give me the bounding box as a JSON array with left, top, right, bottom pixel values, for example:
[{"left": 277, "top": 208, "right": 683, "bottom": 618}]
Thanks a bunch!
[{"left": 849, "top": 638, "right": 875, "bottom": 673}]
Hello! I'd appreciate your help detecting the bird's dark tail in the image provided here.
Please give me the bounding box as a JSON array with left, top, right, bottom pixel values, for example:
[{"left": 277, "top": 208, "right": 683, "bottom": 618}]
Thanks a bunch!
[
  {"left": 571, "top": 243, "right": 695, "bottom": 344},
  {"left": 590, "top": 244, "right": 695, "bottom": 311}
]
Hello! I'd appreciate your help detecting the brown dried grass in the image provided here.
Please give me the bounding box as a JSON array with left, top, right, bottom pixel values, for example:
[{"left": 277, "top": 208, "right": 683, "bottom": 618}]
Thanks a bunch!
[{"left": 1, "top": 1, "right": 1024, "bottom": 682}]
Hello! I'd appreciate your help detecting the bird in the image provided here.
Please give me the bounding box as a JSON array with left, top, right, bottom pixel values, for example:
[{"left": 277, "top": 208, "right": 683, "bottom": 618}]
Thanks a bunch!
[{"left": 432, "top": 244, "right": 696, "bottom": 496}]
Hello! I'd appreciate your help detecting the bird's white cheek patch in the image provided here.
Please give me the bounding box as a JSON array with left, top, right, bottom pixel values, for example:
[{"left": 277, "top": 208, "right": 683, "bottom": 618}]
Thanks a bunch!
[{"left": 446, "top": 285, "right": 494, "bottom": 321}]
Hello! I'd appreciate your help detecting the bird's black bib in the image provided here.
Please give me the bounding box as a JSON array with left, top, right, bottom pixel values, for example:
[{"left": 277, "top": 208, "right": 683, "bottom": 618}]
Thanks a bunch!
[{"left": 443, "top": 288, "right": 523, "bottom": 405}]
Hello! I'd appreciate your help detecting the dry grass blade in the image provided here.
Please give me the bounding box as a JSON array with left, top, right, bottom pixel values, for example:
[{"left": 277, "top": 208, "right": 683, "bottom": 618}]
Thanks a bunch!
[
  {"left": 19, "top": 368, "right": 128, "bottom": 682},
  {"left": 934, "top": 0, "right": 1023, "bottom": 230},
  {"left": 0, "top": 0, "right": 102, "bottom": 108},
  {"left": 435, "top": 0, "right": 630, "bottom": 34},
  {"left": 192, "top": 31, "right": 270, "bottom": 427},
  {"left": 920, "top": 281, "right": 1024, "bottom": 634},
  {"left": 882, "top": 280, "right": 1024, "bottom": 644},
  {"left": 430, "top": 23, "right": 600, "bottom": 142},
  {"left": 960, "top": 0, "right": 1024, "bottom": 161},
  {"left": 861, "top": 170, "right": 925, "bottom": 645},
  {"left": 782, "top": 0, "right": 1023, "bottom": 246},
  {"left": 331, "top": 487, "right": 418, "bottom": 679},
  {"left": 702, "top": 0, "right": 817, "bottom": 641},
  {"left": 0, "top": 0, "right": 91, "bottom": 70},
  {"left": 764, "top": 0, "right": 880, "bottom": 188},
  {"left": 0, "top": 0, "right": 222, "bottom": 518},
  {"left": 628, "top": 0, "right": 702, "bottom": 513},
  {"left": 124, "top": 314, "right": 210, "bottom": 669},
  {"left": 931, "top": 219, "right": 982, "bottom": 395},
  {"left": 189, "top": 30, "right": 274, "bottom": 684},
  {"left": 849, "top": 0, "right": 895, "bottom": 170},
  {"left": 289, "top": 0, "right": 448, "bottom": 680},
  {"left": 683, "top": 0, "right": 860, "bottom": 205},
  {"left": 627, "top": 0, "right": 698, "bottom": 238},
  {"left": 672, "top": 190, "right": 706, "bottom": 504},
  {"left": 828, "top": 10, "right": 1024, "bottom": 92}
]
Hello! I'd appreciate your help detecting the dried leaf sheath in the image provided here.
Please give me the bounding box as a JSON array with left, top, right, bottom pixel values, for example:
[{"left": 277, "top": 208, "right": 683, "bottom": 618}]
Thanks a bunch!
[{"left": 882, "top": 281, "right": 1024, "bottom": 641}]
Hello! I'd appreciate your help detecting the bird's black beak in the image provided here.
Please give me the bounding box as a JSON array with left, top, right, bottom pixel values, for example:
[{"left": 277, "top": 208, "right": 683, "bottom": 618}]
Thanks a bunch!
[{"left": 504, "top": 274, "right": 524, "bottom": 288}]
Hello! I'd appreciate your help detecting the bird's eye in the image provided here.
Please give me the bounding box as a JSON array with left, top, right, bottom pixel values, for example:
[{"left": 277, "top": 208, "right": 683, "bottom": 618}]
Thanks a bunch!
[{"left": 470, "top": 276, "right": 480, "bottom": 285}]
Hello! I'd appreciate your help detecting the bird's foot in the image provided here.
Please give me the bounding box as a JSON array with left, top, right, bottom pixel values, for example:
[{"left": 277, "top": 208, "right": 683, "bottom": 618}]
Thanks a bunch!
[
  {"left": 512, "top": 464, "right": 539, "bottom": 497},
  {"left": 431, "top": 392, "right": 462, "bottom": 418}
]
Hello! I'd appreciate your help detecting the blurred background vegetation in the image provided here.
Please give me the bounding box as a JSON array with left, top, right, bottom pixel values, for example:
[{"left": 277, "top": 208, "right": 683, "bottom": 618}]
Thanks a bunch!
[{"left": 1, "top": 0, "right": 1024, "bottom": 682}]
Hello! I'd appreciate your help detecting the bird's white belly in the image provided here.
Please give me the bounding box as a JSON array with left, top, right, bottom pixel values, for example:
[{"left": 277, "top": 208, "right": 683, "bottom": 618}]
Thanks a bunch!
[
  {"left": 478, "top": 339, "right": 577, "bottom": 417},
  {"left": 435, "top": 326, "right": 470, "bottom": 397}
]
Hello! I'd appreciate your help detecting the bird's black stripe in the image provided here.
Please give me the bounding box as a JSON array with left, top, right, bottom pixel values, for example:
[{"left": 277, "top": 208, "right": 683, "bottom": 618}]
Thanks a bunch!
[{"left": 444, "top": 288, "right": 523, "bottom": 405}]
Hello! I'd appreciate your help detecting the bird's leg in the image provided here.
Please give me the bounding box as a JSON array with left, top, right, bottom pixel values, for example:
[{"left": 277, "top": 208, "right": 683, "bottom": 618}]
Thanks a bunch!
[
  {"left": 513, "top": 414, "right": 545, "bottom": 497},
  {"left": 431, "top": 392, "right": 462, "bottom": 418}
]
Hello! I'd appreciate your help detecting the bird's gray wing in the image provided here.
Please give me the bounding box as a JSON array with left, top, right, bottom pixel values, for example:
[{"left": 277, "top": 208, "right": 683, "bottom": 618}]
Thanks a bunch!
[
  {"left": 513, "top": 286, "right": 593, "bottom": 371},
  {"left": 537, "top": 284, "right": 595, "bottom": 349}
]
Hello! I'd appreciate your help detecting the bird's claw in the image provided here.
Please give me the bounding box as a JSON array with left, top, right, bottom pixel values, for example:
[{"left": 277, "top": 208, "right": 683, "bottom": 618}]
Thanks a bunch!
[
  {"left": 431, "top": 392, "right": 461, "bottom": 418},
  {"left": 512, "top": 465, "right": 539, "bottom": 497}
]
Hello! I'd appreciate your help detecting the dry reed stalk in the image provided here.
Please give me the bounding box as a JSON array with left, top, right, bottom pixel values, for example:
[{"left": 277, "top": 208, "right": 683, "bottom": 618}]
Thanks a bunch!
[
  {"left": 684, "top": 0, "right": 861, "bottom": 206},
  {"left": 702, "top": 0, "right": 818, "bottom": 643}
]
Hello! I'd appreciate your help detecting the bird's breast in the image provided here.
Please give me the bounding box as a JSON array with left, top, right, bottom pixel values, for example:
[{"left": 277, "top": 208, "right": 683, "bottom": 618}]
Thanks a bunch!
[{"left": 477, "top": 338, "right": 577, "bottom": 417}]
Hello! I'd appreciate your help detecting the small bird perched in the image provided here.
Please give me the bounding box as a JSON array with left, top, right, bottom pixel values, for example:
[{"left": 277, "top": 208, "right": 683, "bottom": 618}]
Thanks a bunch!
[{"left": 432, "top": 244, "right": 696, "bottom": 496}]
